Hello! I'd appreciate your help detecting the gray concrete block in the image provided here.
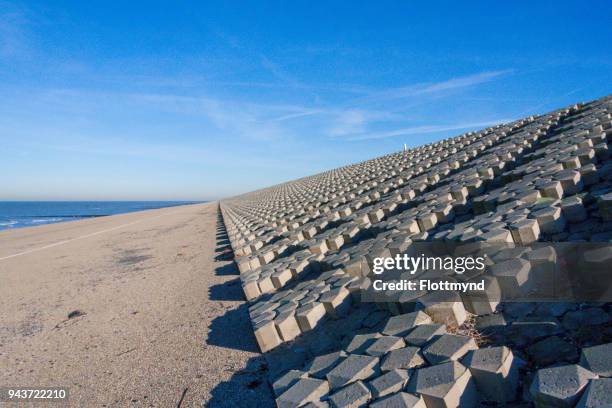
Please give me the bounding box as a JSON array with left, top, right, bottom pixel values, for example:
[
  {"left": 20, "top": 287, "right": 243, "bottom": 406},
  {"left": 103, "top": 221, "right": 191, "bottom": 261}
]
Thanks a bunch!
[
  {"left": 576, "top": 378, "right": 612, "bottom": 408},
  {"left": 326, "top": 354, "right": 380, "bottom": 390},
  {"left": 277, "top": 377, "right": 330, "bottom": 408},
  {"left": 369, "top": 392, "right": 426, "bottom": 408},
  {"left": 296, "top": 302, "right": 327, "bottom": 332},
  {"left": 365, "top": 336, "right": 406, "bottom": 357},
  {"left": 254, "top": 319, "right": 282, "bottom": 353},
  {"left": 328, "top": 380, "right": 371, "bottom": 408},
  {"left": 407, "top": 361, "right": 477, "bottom": 408},
  {"left": 273, "top": 369, "right": 308, "bottom": 396},
  {"left": 422, "top": 334, "right": 478, "bottom": 365},
  {"left": 404, "top": 323, "right": 447, "bottom": 347},
  {"left": 382, "top": 311, "right": 433, "bottom": 337},
  {"left": 368, "top": 369, "right": 410, "bottom": 398},
  {"left": 346, "top": 333, "right": 381, "bottom": 354},
  {"left": 381, "top": 346, "right": 425, "bottom": 372},
  {"left": 463, "top": 346, "right": 519, "bottom": 403},
  {"left": 580, "top": 343, "right": 612, "bottom": 377},
  {"left": 530, "top": 364, "right": 597, "bottom": 408},
  {"left": 274, "top": 310, "right": 302, "bottom": 342},
  {"left": 307, "top": 351, "right": 347, "bottom": 379},
  {"left": 527, "top": 336, "right": 578, "bottom": 367},
  {"left": 509, "top": 218, "right": 541, "bottom": 245}
]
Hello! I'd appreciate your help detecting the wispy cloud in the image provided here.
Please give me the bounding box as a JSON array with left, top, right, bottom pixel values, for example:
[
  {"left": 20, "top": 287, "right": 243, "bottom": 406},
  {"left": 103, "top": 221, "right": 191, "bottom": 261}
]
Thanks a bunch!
[
  {"left": 353, "top": 70, "right": 513, "bottom": 104},
  {"left": 345, "top": 119, "right": 511, "bottom": 141}
]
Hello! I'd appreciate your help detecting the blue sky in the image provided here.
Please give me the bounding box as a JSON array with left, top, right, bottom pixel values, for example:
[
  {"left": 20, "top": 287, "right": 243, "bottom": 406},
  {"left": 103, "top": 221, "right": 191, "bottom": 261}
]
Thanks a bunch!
[{"left": 1, "top": 1, "right": 610, "bottom": 200}]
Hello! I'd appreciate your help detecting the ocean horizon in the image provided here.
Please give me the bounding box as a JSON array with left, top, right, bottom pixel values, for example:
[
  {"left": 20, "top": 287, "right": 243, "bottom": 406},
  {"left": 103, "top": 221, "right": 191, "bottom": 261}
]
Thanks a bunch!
[{"left": 0, "top": 201, "right": 204, "bottom": 231}]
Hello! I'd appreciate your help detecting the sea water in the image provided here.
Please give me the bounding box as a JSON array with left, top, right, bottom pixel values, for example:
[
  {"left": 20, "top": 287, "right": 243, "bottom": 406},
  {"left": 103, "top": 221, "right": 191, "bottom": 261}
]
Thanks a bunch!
[{"left": 0, "top": 201, "right": 202, "bottom": 231}]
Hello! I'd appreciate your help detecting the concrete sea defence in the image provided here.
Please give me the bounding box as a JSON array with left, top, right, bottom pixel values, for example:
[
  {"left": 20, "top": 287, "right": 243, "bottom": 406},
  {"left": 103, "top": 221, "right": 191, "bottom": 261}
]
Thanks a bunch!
[{"left": 220, "top": 95, "right": 612, "bottom": 407}]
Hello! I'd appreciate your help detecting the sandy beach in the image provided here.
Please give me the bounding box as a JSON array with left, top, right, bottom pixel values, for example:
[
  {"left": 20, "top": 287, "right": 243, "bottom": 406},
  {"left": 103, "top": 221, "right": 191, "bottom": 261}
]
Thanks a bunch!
[{"left": 0, "top": 202, "right": 273, "bottom": 407}]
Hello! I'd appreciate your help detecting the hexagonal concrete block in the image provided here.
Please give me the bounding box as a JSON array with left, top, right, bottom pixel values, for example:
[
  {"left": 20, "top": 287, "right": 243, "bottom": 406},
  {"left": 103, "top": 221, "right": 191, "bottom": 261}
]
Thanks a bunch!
[
  {"left": 369, "top": 392, "right": 426, "bottom": 408},
  {"left": 326, "top": 354, "right": 380, "bottom": 390},
  {"left": 382, "top": 311, "right": 433, "bottom": 337},
  {"left": 463, "top": 346, "right": 519, "bottom": 404},
  {"left": 532, "top": 206, "right": 567, "bottom": 234},
  {"left": 404, "top": 323, "right": 447, "bottom": 347},
  {"left": 489, "top": 258, "right": 531, "bottom": 299},
  {"left": 274, "top": 310, "right": 302, "bottom": 342},
  {"left": 407, "top": 361, "right": 478, "bottom": 408},
  {"left": 243, "top": 279, "right": 261, "bottom": 300},
  {"left": 561, "top": 196, "right": 588, "bottom": 223},
  {"left": 368, "top": 369, "right": 410, "bottom": 398},
  {"left": 381, "top": 346, "right": 425, "bottom": 372},
  {"left": 539, "top": 180, "right": 564, "bottom": 199},
  {"left": 365, "top": 336, "right": 406, "bottom": 357},
  {"left": 277, "top": 377, "right": 330, "bottom": 408},
  {"left": 555, "top": 169, "right": 584, "bottom": 195},
  {"left": 598, "top": 192, "right": 612, "bottom": 221},
  {"left": 530, "top": 364, "right": 598, "bottom": 408},
  {"left": 580, "top": 343, "right": 612, "bottom": 377},
  {"left": 346, "top": 333, "right": 381, "bottom": 354},
  {"left": 273, "top": 369, "right": 307, "bottom": 396},
  {"left": 509, "top": 218, "right": 540, "bottom": 245},
  {"left": 416, "top": 292, "right": 468, "bottom": 328},
  {"left": 576, "top": 378, "right": 612, "bottom": 408},
  {"left": 328, "top": 380, "right": 371, "bottom": 408},
  {"left": 417, "top": 213, "right": 438, "bottom": 231},
  {"left": 296, "top": 302, "right": 327, "bottom": 332},
  {"left": 307, "top": 351, "right": 347, "bottom": 379},
  {"left": 320, "top": 287, "right": 352, "bottom": 318},
  {"left": 422, "top": 334, "right": 478, "bottom": 365},
  {"left": 272, "top": 268, "right": 294, "bottom": 288},
  {"left": 253, "top": 319, "right": 282, "bottom": 352}
]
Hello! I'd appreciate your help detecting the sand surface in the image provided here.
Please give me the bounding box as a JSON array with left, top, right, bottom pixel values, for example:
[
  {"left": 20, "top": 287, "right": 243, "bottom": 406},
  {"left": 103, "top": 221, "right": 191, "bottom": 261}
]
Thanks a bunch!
[{"left": 0, "top": 202, "right": 273, "bottom": 407}]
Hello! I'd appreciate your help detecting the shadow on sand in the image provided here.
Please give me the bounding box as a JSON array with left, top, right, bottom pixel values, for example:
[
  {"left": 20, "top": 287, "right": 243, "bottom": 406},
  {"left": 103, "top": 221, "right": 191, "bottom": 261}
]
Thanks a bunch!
[{"left": 205, "top": 207, "right": 276, "bottom": 407}]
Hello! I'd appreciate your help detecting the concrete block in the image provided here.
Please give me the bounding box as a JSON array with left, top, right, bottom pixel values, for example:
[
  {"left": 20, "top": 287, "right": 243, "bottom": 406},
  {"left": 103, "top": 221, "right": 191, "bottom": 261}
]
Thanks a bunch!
[
  {"left": 530, "top": 364, "right": 597, "bottom": 408},
  {"left": 598, "top": 192, "right": 612, "bottom": 221},
  {"left": 580, "top": 343, "right": 612, "bottom": 377},
  {"left": 555, "top": 169, "right": 584, "bottom": 195},
  {"left": 532, "top": 206, "right": 567, "bottom": 234},
  {"left": 346, "top": 333, "right": 381, "bottom": 354},
  {"left": 273, "top": 369, "right": 307, "bottom": 396},
  {"left": 368, "top": 369, "right": 410, "bottom": 398},
  {"left": 369, "top": 392, "right": 426, "bottom": 408},
  {"left": 509, "top": 218, "right": 541, "bottom": 245},
  {"left": 527, "top": 336, "right": 578, "bottom": 367},
  {"left": 404, "top": 323, "right": 447, "bottom": 347},
  {"left": 576, "top": 378, "right": 612, "bottom": 408},
  {"left": 243, "top": 280, "right": 261, "bottom": 300},
  {"left": 382, "top": 311, "right": 433, "bottom": 337},
  {"left": 489, "top": 258, "right": 531, "bottom": 299},
  {"left": 365, "top": 336, "right": 406, "bottom": 357},
  {"left": 422, "top": 334, "right": 478, "bottom": 365},
  {"left": 328, "top": 380, "right": 371, "bottom": 408},
  {"left": 320, "top": 287, "right": 352, "bottom": 318},
  {"left": 296, "top": 302, "right": 327, "bottom": 332},
  {"left": 254, "top": 319, "right": 282, "bottom": 352},
  {"left": 561, "top": 196, "right": 588, "bottom": 223},
  {"left": 407, "top": 361, "right": 477, "bottom": 408},
  {"left": 272, "top": 268, "right": 294, "bottom": 288},
  {"left": 274, "top": 310, "right": 302, "bottom": 342},
  {"left": 307, "top": 351, "right": 347, "bottom": 379},
  {"left": 416, "top": 292, "right": 468, "bottom": 328},
  {"left": 381, "top": 346, "right": 425, "bottom": 372},
  {"left": 277, "top": 377, "right": 330, "bottom": 408},
  {"left": 417, "top": 213, "right": 438, "bottom": 231},
  {"left": 463, "top": 346, "right": 519, "bottom": 403},
  {"left": 326, "top": 354, "right": 380, "bottom": 389}
]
